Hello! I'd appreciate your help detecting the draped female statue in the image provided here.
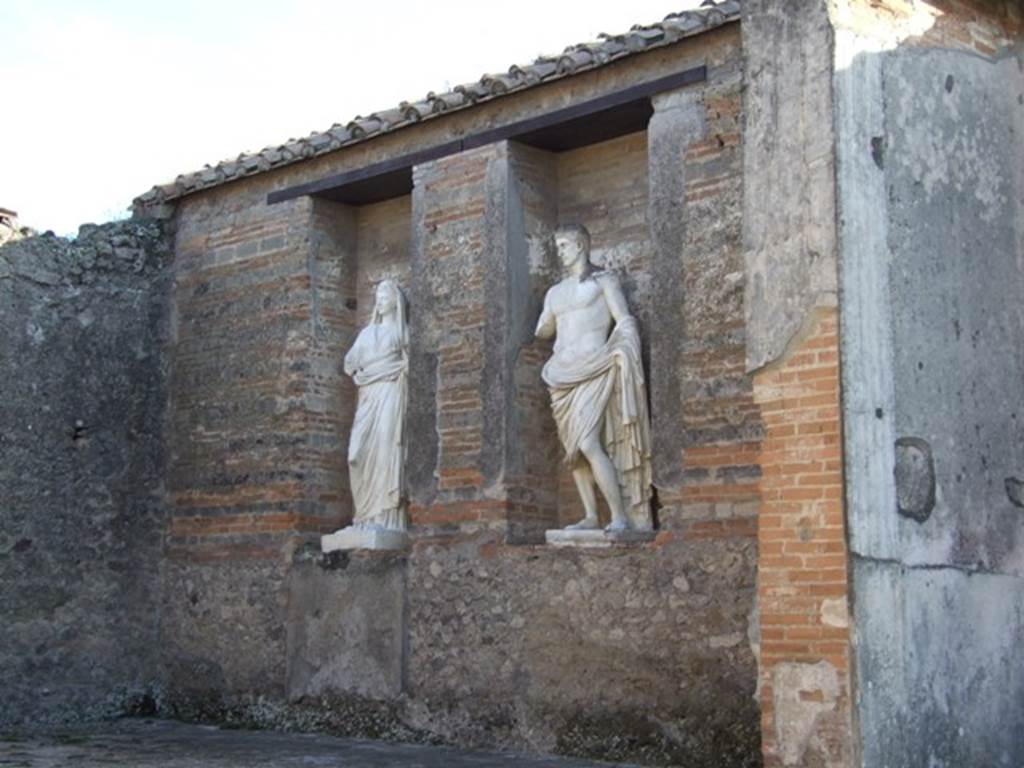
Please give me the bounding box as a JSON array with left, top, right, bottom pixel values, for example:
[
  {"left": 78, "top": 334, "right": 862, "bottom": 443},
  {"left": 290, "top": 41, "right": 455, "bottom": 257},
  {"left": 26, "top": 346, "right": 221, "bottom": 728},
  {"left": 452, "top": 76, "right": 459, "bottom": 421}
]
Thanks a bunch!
[{"left": 322, "top": 279, "right": 410, "bottom": 551}]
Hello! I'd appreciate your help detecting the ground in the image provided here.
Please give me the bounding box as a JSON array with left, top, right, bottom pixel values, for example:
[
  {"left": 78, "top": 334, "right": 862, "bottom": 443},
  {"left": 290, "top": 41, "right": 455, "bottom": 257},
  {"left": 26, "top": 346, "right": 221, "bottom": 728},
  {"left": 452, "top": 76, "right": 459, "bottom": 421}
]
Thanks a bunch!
[{"left": 0, "top": 719, "right": 638, "bottom": 768}]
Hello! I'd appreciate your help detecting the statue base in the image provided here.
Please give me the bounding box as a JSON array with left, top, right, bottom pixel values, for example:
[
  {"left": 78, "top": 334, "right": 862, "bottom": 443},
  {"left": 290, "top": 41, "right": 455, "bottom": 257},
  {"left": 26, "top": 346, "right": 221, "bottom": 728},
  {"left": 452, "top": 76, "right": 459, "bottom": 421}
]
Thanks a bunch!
[
  {"left": 321, "top": 526, "right": 409, "bottom": 552},
  {"left": 545, "top": 528, "right": 657, "bottom": 548}
]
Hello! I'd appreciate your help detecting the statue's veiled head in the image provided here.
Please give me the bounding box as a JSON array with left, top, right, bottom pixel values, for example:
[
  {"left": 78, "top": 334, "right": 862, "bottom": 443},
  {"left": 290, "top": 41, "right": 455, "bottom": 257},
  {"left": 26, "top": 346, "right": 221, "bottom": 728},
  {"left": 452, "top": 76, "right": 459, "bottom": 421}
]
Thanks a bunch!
[
  {"left": 371, "top": 278, "right": 409, "bottom": 348},
  {"left": 374, "top": 279, "right": 399, "bottom": 317}
]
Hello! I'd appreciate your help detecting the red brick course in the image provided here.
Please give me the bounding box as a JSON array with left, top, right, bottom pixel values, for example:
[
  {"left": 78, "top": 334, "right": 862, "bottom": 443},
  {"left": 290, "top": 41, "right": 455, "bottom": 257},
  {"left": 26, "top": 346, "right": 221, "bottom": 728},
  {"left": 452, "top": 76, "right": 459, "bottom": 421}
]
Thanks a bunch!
[
  {"left": 840, "top": 0, "right": 1021, "bottom": 56},
  {"left": 753, "top": 307, "right": 853, "bottom": 768}
]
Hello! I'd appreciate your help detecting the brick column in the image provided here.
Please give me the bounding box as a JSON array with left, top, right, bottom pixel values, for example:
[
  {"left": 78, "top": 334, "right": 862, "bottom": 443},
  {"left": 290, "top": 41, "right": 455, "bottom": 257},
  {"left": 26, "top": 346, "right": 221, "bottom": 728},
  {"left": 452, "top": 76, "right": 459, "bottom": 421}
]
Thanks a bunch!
[
  {"left": 753, "top": 307, "right": 854, "bottom": 768},
  {"left": 406, "top": 141, "right": 562, "bottom": 540},
  {"left": 408, "top": 144, "right": 509, "bottom": 532}
]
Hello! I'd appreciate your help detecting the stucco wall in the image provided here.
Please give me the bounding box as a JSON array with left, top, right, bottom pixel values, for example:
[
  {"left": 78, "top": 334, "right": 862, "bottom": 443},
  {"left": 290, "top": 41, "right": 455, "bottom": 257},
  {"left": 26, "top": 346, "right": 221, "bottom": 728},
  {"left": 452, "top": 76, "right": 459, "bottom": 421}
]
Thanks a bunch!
[{"left": 837, "top": 30, "right": 1024, "bottom": 768}]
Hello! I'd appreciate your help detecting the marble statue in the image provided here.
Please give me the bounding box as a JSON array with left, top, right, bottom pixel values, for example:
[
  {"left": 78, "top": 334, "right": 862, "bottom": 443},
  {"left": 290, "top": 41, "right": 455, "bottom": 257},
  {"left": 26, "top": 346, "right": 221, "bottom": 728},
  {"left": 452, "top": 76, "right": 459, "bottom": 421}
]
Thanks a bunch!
[
  {"left": 535, "top": 224, "right": 653, "bottom": 540},
  {"left": 322, "top": 279, "right": 410, "bottom": 552}
]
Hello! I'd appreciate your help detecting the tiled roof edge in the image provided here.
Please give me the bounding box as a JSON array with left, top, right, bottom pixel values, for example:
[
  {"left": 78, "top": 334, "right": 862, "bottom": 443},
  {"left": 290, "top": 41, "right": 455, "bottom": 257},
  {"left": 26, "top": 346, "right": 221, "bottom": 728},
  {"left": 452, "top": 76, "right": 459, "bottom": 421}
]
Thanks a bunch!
[{"left": 133, "top": 1, "right": 739, "bottom": 209}]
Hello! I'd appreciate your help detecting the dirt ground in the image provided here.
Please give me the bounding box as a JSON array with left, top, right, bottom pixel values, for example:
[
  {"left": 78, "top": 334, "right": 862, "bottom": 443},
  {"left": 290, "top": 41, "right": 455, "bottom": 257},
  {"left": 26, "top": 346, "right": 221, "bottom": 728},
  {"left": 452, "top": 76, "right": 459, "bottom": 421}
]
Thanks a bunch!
[{"left": 0, "top": 718, "right": 638, "bottom": 767}]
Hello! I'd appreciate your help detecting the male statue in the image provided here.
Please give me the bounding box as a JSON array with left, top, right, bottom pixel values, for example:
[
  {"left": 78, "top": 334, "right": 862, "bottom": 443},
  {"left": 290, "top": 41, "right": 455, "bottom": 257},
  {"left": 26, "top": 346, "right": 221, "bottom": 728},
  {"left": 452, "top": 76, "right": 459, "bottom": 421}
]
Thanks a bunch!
[{"left": 535, "top": 224, "right": 653, "bottom": 532}]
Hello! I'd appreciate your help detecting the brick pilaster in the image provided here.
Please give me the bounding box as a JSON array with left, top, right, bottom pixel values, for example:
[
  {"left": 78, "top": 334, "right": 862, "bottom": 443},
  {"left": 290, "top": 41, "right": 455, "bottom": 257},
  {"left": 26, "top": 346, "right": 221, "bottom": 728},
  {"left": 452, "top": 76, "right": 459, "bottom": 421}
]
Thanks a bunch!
[
  {"left": 753, "top": 307, "right": 854, "bottom": 768},
  {"left": 409, "top": 145, "right": 509, "bottom": 531}
]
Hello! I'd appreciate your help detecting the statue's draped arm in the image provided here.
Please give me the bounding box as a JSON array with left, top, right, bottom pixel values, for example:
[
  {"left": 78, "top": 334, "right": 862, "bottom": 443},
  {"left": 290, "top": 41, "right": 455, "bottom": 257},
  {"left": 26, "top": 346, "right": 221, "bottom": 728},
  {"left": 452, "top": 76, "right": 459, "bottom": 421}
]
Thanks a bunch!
[{"left": 343, "top": 332, "right": 363, "bottom": 377}]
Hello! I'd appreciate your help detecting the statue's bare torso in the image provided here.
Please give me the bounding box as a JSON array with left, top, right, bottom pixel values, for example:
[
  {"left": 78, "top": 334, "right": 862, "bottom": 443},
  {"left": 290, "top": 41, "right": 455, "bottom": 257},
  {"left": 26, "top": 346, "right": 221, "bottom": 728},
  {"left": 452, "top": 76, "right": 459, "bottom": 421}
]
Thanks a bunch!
[
  {"left": 537, "top": 272, "right": 630, "bottom": 359},
  {"left": 548, "top": 276, "right": 612, "bottom": 357}
]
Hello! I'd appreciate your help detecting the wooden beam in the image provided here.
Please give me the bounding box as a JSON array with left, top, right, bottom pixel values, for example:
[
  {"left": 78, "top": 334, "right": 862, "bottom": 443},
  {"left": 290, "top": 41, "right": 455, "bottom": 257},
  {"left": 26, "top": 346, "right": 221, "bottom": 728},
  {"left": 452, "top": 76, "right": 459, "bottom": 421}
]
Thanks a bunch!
[{"left": 267, "top": 65, "right": 706, "bottom": 206}]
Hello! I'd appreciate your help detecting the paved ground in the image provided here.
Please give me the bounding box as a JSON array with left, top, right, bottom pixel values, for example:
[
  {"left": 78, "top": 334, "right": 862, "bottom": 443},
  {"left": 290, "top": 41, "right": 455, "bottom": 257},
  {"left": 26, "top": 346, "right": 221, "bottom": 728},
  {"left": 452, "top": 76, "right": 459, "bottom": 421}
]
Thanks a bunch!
[{"left": 0, "top": 719, "right": 638, "bottom": 767}]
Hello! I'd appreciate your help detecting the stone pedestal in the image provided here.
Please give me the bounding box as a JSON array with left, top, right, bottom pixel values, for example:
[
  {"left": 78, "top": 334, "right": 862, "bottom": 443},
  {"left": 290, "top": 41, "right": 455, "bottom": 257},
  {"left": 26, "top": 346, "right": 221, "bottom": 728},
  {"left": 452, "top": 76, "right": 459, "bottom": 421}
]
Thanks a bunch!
[
  {"left": 321, "top": 527, "right": 409, "bottom": 552},
  {"left": 545, "top": 529, "right": 657, "bottom": 548}
]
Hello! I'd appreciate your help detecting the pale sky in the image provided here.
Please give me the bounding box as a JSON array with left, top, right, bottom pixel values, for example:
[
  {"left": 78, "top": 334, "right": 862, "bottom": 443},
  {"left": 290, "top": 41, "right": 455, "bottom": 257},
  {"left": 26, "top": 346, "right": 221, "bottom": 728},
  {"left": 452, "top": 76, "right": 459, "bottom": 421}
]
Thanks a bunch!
[{"left": 1, "top": 1, "right": 703, "bottom": 235}]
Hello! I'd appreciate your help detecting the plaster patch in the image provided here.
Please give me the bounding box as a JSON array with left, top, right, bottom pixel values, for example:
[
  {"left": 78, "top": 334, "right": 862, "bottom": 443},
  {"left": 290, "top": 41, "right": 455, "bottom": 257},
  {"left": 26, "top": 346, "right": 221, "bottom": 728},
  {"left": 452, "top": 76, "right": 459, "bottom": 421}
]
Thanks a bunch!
[
  {"left": 820, "top": 597, "right": 849, "bottom": 629},
  {"left": 773, "top": 661, "right": 840, "bottom": 766},
  {"left": 709, "top": 632, "right": 743, "bottom": 649}
]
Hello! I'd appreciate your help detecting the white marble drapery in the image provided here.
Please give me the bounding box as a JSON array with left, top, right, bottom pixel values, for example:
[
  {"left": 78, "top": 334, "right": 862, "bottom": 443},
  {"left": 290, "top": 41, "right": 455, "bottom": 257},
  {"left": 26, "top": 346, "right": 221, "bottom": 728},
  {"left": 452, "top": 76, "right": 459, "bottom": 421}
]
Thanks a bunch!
[
  {"left": 541, "top": 315, "right": 653, "bottom": 530},
  {"left": 342, "top": 280, "right": 408, "bottom": 531}
]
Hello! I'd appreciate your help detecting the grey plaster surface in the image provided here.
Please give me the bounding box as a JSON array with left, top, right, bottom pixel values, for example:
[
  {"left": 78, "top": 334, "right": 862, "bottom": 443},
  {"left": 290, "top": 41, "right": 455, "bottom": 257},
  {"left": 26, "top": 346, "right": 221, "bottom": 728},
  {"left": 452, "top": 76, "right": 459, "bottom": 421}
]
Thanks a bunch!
[
  {"left": 647, "top": 87, "right": 704, "bottom": 489},
  {"left": 0, "top": 719, "right": 640, "bottom": 768},
  {"left": 851, "top": 564, "right": 1024, "bottom": 768},
  {"left": 884, "top": 49, "right": 1024, "bottom": 572},
  {"left": 837, "top": 42, "right": 1024, "bottom": 768},
  {"left": 741, "top": 0, "right": 838, "bottom": 371}
]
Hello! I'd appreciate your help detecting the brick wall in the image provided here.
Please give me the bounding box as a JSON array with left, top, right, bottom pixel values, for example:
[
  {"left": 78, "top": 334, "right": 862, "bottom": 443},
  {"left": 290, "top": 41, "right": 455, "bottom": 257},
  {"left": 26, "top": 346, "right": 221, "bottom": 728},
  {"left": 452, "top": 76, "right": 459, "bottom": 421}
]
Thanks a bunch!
[
  {"left": 835, "top": 0, "right": 1021, "bottom": 54},
  {"left": 354, "top": 196, "right": 412, "bottom": 327},
  {"left": 168, "top": 196, "right": 330, "bottom": 563},
  {"left": 167, "top": 189, "right": 419, "bottom": 563},
  {"left": 661, "top": 50, "right": 760, "bottom": 556},
  {"left": 753, "top": 307, "right": 853, "bottom": 768}
]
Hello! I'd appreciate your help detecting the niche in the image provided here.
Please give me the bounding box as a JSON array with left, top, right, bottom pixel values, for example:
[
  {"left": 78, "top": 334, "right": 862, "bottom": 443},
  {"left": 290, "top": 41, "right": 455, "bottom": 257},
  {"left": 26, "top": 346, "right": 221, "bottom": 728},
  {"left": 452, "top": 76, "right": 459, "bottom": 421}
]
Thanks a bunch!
[
  {"left": 508, "top": 128, "right": 653, "bottom": 537},
  {"left": 309, "top": 195, "right": 412, "bottom": 530}
]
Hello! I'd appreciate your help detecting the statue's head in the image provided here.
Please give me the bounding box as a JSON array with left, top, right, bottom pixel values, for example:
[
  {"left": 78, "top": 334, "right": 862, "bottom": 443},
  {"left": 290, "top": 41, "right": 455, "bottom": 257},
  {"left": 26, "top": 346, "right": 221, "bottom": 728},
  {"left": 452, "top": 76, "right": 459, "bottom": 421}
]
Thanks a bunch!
[
  {"left": 374, "top": 279, "right": 400, "bottom": 316},
  {"left": 554, "top": 224, "right": 591, "bottom": 271},
  {"left": 371, "top": 278, "right": 409, "bottom": 347},
  {"left": 372, "top": 278, "right": 403, "bottom": 325}
]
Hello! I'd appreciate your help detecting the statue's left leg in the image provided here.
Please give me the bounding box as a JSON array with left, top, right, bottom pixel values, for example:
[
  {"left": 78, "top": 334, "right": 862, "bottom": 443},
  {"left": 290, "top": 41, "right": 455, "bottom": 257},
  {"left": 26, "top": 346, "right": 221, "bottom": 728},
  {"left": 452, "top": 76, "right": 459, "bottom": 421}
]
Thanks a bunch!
[{"left": 579, "top": 432, "right": 627, "bottom": 530}]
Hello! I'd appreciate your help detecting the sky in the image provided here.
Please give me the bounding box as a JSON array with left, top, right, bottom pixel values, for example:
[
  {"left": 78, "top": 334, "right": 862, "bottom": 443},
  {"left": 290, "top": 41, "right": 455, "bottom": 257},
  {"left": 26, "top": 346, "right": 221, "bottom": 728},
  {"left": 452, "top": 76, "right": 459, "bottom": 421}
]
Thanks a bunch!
[{"left": 2, "top": 0, "right": 704, "bottom": 236}]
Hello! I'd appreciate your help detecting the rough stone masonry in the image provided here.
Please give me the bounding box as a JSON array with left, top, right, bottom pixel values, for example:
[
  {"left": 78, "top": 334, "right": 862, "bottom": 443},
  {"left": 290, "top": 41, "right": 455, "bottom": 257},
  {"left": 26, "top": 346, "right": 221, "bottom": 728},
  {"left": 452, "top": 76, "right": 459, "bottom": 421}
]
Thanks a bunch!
[
  {"left": 1, "top": 2, "right": 1023, "bottom": 768},
  {"left": 0, "top": 218, "right": 172, "bottom": 726}
]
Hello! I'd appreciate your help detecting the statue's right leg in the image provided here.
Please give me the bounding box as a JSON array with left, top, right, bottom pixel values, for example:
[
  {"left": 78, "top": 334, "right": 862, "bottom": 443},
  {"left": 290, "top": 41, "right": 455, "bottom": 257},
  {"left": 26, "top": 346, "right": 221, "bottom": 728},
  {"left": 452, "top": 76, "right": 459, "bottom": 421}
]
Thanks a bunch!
[{"left": 568, "top": 462, "right": 601, "bottom": 530}]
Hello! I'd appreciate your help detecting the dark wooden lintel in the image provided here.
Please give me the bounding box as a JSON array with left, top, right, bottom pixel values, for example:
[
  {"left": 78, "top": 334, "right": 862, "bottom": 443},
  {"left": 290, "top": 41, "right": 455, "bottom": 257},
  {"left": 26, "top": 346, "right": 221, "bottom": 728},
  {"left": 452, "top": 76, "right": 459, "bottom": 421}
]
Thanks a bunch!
[{"left": 267, "top": 65, "right": 706, "bottom": 206}]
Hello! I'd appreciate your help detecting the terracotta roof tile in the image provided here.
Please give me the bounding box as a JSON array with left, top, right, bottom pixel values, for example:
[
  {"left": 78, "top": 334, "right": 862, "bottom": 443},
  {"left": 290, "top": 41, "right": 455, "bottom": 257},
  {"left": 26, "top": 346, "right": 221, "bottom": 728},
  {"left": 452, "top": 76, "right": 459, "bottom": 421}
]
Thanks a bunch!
[{"left": 133, "top": 0, "right": 739, "bottom": 208}]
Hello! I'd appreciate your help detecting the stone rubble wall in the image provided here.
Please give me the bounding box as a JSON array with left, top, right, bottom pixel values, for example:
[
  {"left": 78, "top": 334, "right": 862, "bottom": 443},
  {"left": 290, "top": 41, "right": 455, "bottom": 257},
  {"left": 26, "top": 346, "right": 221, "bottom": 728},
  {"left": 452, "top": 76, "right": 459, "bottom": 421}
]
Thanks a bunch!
[
  {"left": 159, "top": 535, "right": 760, "bottom": 766},
  {"left": 0, "top": 218, "right": 173, "bottom": 726},
  {"left": 314, "top": 538, "right": 756, "bottom": 765},
  {"left": 0, "top": 209, "right": 35, "bottom": 247}
]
